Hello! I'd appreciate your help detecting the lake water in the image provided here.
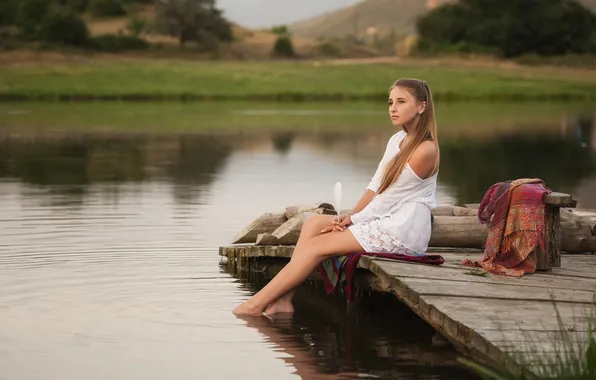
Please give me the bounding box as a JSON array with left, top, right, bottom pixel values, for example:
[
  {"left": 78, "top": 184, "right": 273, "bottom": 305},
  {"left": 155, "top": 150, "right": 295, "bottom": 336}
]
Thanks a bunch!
[{"left": 0, "top": 101, "right": 594, "bottom": 380}]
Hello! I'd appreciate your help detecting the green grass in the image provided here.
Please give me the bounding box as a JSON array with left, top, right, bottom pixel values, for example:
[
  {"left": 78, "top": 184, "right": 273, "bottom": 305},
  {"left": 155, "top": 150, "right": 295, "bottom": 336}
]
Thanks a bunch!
[
  {"left": 1, "top": 59, "right": 596, "bottom": 101},
  {"left": 459, "top": 299, "right": 596, "bottom": 380}
]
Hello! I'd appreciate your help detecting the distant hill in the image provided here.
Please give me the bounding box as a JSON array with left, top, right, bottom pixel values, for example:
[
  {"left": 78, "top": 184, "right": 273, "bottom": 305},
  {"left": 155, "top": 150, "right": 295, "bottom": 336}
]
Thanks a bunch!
[
  {"left": 289, "top": 0, "right": 596, "bottom": 39},
  {"left": 85, "top": 5, "right": 317, "bottom": 59}
]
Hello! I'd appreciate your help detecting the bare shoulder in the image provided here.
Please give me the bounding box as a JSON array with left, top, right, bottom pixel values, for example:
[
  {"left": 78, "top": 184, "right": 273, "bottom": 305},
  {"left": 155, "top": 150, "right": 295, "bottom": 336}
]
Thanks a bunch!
[{"left": 408, "top": 141, "right": 438, "bottom": 179}]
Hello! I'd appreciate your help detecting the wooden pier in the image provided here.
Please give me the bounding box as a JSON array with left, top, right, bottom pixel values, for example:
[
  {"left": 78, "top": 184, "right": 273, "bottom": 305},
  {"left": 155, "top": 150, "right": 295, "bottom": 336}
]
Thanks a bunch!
[
  {"left": 221, "top": 196, "right": 596, "bottom": 377},
  {"left": 220, "top": 245, "right": 596, "bottom": 377}
]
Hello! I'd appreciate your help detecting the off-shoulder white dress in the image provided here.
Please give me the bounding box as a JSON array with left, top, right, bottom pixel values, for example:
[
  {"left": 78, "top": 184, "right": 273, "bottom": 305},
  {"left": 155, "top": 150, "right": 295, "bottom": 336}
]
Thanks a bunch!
[{"left": 348, "top": 130, "right": 438, "bottom": 256}]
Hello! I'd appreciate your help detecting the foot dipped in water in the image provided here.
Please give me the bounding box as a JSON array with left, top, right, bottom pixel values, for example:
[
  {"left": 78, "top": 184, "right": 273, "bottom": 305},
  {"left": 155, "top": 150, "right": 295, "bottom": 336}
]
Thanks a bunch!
[
  {"left": 232, "top": 301, "right": 263, "bottom": 316},
  {"left": 263, "top": 298, "right": 294, "bottom": 316}
]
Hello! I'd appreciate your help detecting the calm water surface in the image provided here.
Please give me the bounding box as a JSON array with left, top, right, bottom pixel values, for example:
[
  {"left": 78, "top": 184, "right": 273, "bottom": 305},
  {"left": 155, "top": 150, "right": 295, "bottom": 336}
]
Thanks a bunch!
[{"left": 0, "top": 102, "right": 594, "bottom": 380}]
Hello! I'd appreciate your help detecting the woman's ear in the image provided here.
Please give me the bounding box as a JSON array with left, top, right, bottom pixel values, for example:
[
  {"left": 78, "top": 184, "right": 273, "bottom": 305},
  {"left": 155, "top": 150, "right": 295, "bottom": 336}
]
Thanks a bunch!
[{"left": 418, "top": 101, "right": 427, "bottom": 115}]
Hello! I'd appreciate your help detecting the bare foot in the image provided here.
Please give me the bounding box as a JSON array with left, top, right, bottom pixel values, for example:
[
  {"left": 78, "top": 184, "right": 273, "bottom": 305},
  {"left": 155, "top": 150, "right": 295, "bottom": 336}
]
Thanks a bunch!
[
  {"left": 232, "top": 302, "right": 263, "bottom": 316},
  {"left": 264, "top": 299, "right": 294, "bottom": 316}
]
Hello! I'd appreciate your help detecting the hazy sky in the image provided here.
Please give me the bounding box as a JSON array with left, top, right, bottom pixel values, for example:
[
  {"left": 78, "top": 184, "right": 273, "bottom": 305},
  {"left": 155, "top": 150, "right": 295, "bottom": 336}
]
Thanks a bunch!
[{"left": 217, "top": 0, "right": 362, "bottom": 28}]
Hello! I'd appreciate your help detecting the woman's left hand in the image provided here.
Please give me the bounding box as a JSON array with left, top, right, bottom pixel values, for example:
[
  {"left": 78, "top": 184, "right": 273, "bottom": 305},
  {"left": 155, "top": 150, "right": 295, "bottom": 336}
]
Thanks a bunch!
[{"left": 320, "top": 214, "right": 353, "bottom": 234}]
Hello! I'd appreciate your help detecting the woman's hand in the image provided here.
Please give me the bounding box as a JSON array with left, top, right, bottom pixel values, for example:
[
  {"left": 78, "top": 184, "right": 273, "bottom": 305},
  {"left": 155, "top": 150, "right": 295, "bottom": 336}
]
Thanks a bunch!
[{"left": 320, "top": 214, "right": 353, "bottom": 234}]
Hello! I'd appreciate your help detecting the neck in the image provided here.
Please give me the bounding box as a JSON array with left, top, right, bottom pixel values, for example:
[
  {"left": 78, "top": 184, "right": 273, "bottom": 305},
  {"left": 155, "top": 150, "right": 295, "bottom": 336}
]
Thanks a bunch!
[{"left": 403, "top": 117, "right": 419, "bottom": 134}]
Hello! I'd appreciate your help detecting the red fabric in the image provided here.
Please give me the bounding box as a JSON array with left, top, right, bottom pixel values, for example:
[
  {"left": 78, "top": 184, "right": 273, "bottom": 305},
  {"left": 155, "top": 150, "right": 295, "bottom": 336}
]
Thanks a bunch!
[
  {"left": 462, "top": 178, "right": 551, "bottom": 277},
  {"left": 318, "top": 252, "right": 444, "bottom": 302}
]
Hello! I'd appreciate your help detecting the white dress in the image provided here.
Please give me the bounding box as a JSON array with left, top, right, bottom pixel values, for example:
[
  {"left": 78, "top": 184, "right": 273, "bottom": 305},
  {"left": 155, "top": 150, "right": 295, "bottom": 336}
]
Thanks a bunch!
[{"left": 348, "top": 130, "right": 438, "bottom": 256}]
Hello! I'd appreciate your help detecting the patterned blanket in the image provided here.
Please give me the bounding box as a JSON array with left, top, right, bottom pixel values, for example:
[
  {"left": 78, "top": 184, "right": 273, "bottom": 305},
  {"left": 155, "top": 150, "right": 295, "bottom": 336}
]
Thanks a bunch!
[
  {"left": 462, "top": 178, "right": 551, "bottom": 277},
  {"left": 318, "top": 252, "right": 445, "bottom": 302}
]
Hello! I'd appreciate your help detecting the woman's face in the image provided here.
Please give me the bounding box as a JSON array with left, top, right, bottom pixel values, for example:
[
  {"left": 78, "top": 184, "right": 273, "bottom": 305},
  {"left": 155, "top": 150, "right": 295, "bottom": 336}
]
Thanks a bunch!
[{"left": 388, "top": 86, "right": 425, "bottom": 127}]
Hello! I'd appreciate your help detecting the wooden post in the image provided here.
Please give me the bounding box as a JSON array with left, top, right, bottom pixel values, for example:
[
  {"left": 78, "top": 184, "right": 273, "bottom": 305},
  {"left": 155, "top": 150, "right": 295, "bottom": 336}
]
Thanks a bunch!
[{"left": 536, "top": 192, "right": 577, "bottom": 270}]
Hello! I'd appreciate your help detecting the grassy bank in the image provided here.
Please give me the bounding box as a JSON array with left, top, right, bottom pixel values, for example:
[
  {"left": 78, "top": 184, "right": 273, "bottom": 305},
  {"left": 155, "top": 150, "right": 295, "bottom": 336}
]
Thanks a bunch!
[{"left": 1, "top": 56, "right": 596, "bottom": 101}]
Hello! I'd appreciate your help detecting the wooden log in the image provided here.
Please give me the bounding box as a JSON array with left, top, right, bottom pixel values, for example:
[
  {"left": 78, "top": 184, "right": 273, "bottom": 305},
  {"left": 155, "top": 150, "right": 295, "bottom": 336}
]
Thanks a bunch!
[
  {"left": 430, "top": 206, "right": 454, "bottom": 216},
  {"left": 232, "top": 212, "right": 287, "bottom": 244},
  {"left": 542, "top": 192, "right": 577, "bottom": 268},
  {"left": 429, "top": 216, "right": 489, "bottom": 249},
  {"left": 284, "top": 203, "right": 337, "bottom": 219},
  {"left": 453, "top": 206, "right": 478, "bottom": 217},
  {"left": 543, "top": 192, "right": 577, "bottom": 207},
  {"left": 431, "top": 206, "right": 477, "bottom": 217},
  {"left": 249, "top": 215, "right": 593, "bottom": 252},
  {"left": 561, "top": 208, "right": 596, "bottom": 235},
  {"left": 255, "top": 233, "right": 279, "bottom": 245},
  {"left": 272, "top": 214, "right": 305, "bottom": 245},
  {"left": 561, "top": 229, "right": 596, "bottom": 253}
]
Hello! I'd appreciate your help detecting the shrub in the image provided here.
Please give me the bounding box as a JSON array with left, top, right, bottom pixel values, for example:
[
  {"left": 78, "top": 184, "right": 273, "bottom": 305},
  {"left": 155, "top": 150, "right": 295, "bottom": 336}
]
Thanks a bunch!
[
  {"left": 126, "top": 13, "right": 149, "bottom": 37},
  {"left": 68, "top": 0, "right": 90, "bottom": 13},
  {"left": 91, "top": 34, "right": 148, "bottom": 51},
  {"left": 316, "top": 41, "right": 342, "bottom": 57},
  {"left": 40, "top": 3, "right": 90, "bottom": 47},
  {"left": 0, "top": 0, "right": 18, "bottom": 26},
  {"left": 17, "top": 0, "right": 54, "bottom": 38},
  {"left": 272, "top": 35, "right": 295, "bottom": 57},
  {"left": 155, "top": 0, "right": 232, "bottom": 48},
  {"left": 87, "top": 0, "right": 126, "bottom": 18},
  {"left": 270, "top": 25, "right": 289, "bottom": 36}
]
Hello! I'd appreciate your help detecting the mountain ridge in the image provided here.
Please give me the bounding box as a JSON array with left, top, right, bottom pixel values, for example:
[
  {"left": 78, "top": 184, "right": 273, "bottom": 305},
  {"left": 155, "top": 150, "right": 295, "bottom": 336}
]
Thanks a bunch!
[{"left": 289, "top": 0, "right": 596, "bottom": 39}]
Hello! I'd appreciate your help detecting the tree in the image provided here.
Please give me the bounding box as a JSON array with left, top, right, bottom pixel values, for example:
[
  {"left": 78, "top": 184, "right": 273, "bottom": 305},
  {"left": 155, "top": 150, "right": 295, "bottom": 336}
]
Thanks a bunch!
[
  {"left": 416, "top": 0, "right": 596, "bottom": 57},
  {"left": 17, "top": 0, "right": 54, "bottom": 38},
  {"left": 16, "top": 0, "right": 89, "bottom": 45},
  {"left": 126, "top": 13, "right": 150, "bottom": 37},
  {"left": 272, "top": 35, "right": 295, "bottom": 57},
  {"left": 155, "top": 0, "right": 232, "bottom": 48},
  {"left": 270, "top": 25, "right": 289, "bottom": 36},
  {"left": 0, "top": 0, "right": 18, "bottom": 26},
  {"left": 87, "top": 0, "right": 127, "bottom": 18},
  {"left": 41, "top": 3, "right": 90, "bottom": 46},
  {"left": 67, "top": 0, "right": 90, "bottom": 13}
]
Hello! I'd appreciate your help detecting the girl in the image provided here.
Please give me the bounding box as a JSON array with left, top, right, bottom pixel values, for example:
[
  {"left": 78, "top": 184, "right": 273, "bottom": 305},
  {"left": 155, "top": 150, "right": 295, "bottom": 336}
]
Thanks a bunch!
[{"left": 233, "top": 78, "right": 440, "bottom": 316}]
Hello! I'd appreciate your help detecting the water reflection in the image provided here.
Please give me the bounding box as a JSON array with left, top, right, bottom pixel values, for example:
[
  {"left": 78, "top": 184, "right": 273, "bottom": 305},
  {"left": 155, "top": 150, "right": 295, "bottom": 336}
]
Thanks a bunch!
[
  {"left": 439, "top": 133, "right": 595, "bottom": 205},
  {"left": 0, "top": 134, "right": 232, "bottom": 205},
  {"left": 0, "top": 123, "right": 594, "bottom": 208},
  {"left": 228, "top": 265, "right": 479, "bottom": 380},
  {"left": 272, "top": 132, "right": 296, "bottom": 155}
]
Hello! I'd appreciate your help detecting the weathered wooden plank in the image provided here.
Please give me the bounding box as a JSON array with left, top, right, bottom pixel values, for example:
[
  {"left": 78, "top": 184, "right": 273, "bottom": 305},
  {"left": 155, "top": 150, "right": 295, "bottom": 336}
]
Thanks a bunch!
[
  {"left": 422, "top": 297, "right": 594, "bottom": 330},
  {"left": 223, "top": 245, "right": 596, "bottom": 281},
  {"left": 438, "top": 252, "right": 596, "bottom": 278},
  {"left": 221, "top": 245, "right": 295, "bottom": 258},
  {"left": 483, "top": 330, "right": 595, "bottom": 353},
  {"left": 365, "top": 258, "right": 596, "bottom": 292},
  {"left": 544, "top": 192, "right": 577, "bottom": 207},
  {"left": 395, "top": 278, "right": 596, "bottom": 303}
]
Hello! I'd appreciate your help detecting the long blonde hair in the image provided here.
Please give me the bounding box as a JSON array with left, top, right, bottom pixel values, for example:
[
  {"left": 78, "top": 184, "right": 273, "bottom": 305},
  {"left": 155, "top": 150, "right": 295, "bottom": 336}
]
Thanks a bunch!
[{"left": 377, "top": 78, "right": 440, "bottom": 194}]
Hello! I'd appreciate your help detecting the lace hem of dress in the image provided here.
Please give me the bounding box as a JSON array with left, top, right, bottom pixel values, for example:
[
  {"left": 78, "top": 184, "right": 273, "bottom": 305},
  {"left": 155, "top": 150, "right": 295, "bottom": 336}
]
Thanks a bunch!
[{"left": 351, "top": 220, "right": 424, "bottom": 256}]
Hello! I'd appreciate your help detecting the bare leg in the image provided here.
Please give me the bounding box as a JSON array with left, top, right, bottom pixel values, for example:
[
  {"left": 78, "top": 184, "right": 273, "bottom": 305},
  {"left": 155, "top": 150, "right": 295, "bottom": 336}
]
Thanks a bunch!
[
  {"left": 233, "top": 227, "right": 362, "bottom": 316},
  {"left": 264, "top": 215, "right": 337, "bottom": 315}
]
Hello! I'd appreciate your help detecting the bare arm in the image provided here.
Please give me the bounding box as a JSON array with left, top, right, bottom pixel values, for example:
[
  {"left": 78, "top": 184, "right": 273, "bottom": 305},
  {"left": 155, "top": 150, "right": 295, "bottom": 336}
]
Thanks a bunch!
[
  {"left": 350, "top": 141, "right": 438, "bottom": 225},
  {"left": 351, "top": 189, "right": 376, "bottom": 214}
]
